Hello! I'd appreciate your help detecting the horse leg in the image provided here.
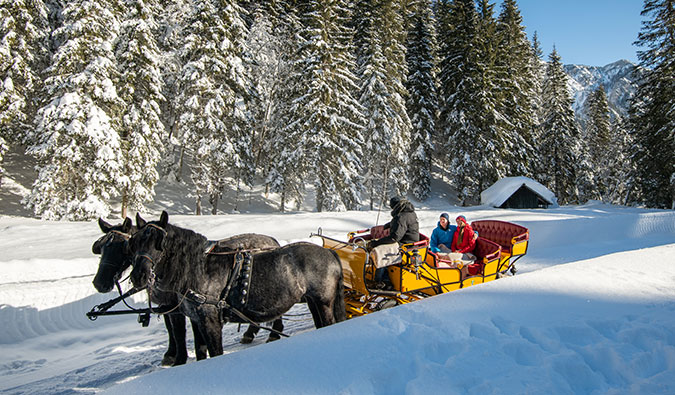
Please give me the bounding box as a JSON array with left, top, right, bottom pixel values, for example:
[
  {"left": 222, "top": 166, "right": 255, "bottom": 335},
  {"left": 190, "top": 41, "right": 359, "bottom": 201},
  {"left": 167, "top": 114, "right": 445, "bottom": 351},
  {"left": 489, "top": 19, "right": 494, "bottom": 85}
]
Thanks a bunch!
[
  {"left": 306, "top": 297, "right": 337, "bottom": 329},
  {"left": 198, "top": 307, "right": 224, "bottom": 358},
  {"left": 304, "top": 298, "right": 326, "bottom": 329},
  {"left": 161, "top": 314, "right": 177, "bottom": 366},
  {"left": 240, "top": 324, "right": 260, "bottom": 344},
  {"left": 169, "top": 314, "right": 189, "bottom": 366},
  {"left": 190, "top": 318, "right": 208, "bottom": 360},
  {"left": 266, "top": 319, "right": 284, "bottom": 342}
]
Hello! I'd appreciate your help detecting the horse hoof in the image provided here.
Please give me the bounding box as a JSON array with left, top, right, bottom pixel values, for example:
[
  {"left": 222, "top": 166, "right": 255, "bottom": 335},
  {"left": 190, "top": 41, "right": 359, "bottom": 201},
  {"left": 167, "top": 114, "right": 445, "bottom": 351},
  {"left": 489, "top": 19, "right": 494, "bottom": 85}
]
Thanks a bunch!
[
  {"left": 172, "top": 358, "right": 187, "bottom": 366},
  {"left": 266, "top": 335, "right": 281, "bottom": 343},
  {"left": 240, "top": 335, "right": 254, "bottom": 344},
  {"left": 161, "top": 355, "right": 176, "bottom": 366}
]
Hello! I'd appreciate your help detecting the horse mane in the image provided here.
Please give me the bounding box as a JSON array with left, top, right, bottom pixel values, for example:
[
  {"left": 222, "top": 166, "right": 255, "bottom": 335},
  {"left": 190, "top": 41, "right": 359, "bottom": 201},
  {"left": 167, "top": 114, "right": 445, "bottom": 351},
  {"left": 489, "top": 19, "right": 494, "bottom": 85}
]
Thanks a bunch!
[{"left": 155, "top": 222, "right": 208, "bottom": 293}]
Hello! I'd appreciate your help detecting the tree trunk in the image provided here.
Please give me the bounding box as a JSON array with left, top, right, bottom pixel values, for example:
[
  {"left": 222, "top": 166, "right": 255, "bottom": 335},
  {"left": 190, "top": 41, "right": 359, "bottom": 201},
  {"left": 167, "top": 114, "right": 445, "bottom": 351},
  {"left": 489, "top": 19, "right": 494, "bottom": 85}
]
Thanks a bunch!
[
  {"left": 369, "top": 168, "right": 374, "bottom": 211},
  {"left": 210, "top": 192, "right": 219, "bottom": 215},
  {"left": 195, "top": 195, "right": 201, "bottom": 216},
  {"left": 234, "top": 173, "right": 240, "bottom": 212},
  {"left": 177, "top": 145, "right": 185, "bottom": 182},
  {"left": 121, "top": 192, "right": 128, "bottom": 219},
  {"left": 280, "top": 189, "right": 285, "bottom": 213}
]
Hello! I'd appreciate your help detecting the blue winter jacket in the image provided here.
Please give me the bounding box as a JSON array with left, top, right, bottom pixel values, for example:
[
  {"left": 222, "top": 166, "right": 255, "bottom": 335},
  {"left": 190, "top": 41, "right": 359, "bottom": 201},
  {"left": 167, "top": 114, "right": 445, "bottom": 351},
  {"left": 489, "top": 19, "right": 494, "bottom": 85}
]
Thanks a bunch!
[{"left": 429, "top": 222, "right": 456, "bottom": 253}]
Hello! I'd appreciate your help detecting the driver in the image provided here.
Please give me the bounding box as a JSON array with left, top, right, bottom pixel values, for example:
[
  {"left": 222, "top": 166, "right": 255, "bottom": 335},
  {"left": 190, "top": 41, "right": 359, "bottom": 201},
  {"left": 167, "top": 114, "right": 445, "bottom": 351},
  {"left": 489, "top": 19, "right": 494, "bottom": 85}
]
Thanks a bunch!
[{"left": 368, "top": 196, "right": 419, "bottom": 288}]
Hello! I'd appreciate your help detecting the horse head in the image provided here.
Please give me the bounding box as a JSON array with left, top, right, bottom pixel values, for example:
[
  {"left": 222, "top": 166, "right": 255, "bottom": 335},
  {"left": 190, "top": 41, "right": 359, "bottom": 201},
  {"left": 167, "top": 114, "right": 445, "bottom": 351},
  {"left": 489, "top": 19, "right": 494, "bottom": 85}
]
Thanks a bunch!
[
  {"left": 92, "top": 217, "right": 134, "bottom": 293},
  {"left": 129, "top": 211, "right": 169, "bottom": 290}
]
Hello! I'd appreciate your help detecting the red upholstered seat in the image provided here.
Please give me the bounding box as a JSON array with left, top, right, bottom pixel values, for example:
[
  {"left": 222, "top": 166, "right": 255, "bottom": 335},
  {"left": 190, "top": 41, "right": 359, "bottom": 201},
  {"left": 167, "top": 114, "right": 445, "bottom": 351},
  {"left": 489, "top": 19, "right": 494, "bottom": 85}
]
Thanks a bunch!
[
  {"left": 369, "top": 225, "right": 390, "bottom": 239},
  {"left": 471, "top": 220, "right": 529, "bottom": 252},
  {"left": 467, "top": 237, "right": 501, "bottom": 275}
]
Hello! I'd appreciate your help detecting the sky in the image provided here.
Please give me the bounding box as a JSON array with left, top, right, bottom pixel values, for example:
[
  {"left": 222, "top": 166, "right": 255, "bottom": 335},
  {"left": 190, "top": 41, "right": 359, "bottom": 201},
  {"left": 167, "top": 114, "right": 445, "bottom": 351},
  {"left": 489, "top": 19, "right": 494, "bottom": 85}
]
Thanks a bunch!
[
  {"left": 500, "top": 0, "right": 645, "bottom": 66},
  {"left": 2, "top": 167, "right": 675, "bottom": 393}
]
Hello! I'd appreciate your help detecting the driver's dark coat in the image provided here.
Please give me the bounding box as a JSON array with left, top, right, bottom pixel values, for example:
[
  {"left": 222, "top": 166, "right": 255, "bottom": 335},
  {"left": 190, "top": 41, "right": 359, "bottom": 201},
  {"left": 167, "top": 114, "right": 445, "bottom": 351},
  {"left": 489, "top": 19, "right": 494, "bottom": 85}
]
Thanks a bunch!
[{"left": 372, "top": 199, "right": 419, "bottom": 247}]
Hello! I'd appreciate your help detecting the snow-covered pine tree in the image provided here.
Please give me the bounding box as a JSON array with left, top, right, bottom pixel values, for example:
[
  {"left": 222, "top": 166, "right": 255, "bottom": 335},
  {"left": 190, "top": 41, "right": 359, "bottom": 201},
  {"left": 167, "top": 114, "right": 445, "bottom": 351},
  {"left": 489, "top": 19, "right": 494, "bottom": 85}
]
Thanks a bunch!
[
  {"left": 246, "top": 4, "right": 288, "bottom": 186},
  {"left": 538, "top": 48, "right": 582, "bottom": 205},
  {"left": 584, "top": 85, "right": 612, "bottom": 201},
  {"left": 628, "top": 0, "right": 675, "bottom": 209},
  {"left": 494, "top": 0, "right": 536, "bottom": 177},
  {"left": 433, "top": 0, "right": 451, "bottom": 147},
  {"left": 607, "top": 119, "right": 636, "bottom": 205},
  {"left": 529, "top": 31, "right": 546, "bottom": 143},
  {"left": 405, "top": 0, "right": 436, "bottom": 201},
  {"left": 359, "top": 28, "right": 394, "bottom": 209},
  {"left": 0, "top": 0, "right": 50, "bottom": 183},
  {"left": 175, "top": 0, "right": 250, "bottom": 214},
  {"left": 357, "top": 0, "right": 411, "bottom": 209},
  {"left": 115, "top": 0, "right": 165, "bottom": 218},
  {"left": 352, "top": 0, "right": 373, "bottom": 73},
  {"left": 289, "top": 0, "right": 364, "bottom": 212},
  {"left": 437, "top": 0, "right": 504, "bottom": 205},
  {"left": 261, "top": 2, "right": 308, "bottom": 212},
  {"left": 575, "top": 142, "right": 597, "bottom": 205},
  {"left": 25, "top": 0, "right": 125, "bottom": 220},
  {"left": 154, "top": 0, "right": 191, "bottom": 183}
]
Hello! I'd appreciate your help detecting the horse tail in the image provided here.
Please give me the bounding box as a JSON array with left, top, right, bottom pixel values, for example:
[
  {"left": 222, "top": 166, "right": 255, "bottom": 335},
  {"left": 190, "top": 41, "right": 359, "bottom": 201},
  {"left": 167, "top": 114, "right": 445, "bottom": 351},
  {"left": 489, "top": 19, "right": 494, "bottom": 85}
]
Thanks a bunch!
[{"left": 329, "top": 249, "right": 347, "bottom": 323}]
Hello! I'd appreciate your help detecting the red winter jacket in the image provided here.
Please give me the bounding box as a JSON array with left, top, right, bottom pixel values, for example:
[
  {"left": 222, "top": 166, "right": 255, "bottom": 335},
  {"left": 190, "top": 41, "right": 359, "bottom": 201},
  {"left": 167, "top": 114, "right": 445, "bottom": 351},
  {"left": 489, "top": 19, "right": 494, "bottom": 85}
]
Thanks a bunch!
[{"left": 451, "top": 216, "right": 476, "bottom": 253}]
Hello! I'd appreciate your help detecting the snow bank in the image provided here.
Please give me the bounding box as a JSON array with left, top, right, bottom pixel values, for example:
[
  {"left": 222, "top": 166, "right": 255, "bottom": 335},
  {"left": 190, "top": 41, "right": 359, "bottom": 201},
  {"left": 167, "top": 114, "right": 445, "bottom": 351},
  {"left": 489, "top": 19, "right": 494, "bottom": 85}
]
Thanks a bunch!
[{"left": 108, "top": 244, "right": 675, "bottom": 395}]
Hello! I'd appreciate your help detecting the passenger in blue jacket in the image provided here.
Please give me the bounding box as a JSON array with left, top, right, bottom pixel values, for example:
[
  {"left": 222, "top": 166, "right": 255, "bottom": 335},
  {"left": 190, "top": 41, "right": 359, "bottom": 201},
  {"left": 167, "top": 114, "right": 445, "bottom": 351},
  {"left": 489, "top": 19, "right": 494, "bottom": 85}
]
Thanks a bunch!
[{"left": 430, "top": 213, "right": 455, "bottom": 254}]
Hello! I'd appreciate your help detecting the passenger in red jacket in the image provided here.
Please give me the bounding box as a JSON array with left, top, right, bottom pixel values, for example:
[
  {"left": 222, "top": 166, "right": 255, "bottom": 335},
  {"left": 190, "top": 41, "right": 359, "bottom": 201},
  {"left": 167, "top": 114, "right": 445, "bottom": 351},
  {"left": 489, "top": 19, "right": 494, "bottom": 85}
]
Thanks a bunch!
[{"left": 451, "top": 215, "right": 476, "bottom": 253}]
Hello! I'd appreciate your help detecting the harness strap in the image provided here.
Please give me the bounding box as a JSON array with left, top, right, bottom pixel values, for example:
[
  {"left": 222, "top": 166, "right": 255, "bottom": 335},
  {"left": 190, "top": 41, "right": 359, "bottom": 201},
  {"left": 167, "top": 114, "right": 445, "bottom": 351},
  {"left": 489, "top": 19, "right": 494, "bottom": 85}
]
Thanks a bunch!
[
  {"left": 181, "top": 251, "right": 289, "bottom": 338},
  {"left": 220, "top": 251, "right": 246, "bottom": 307},
  {"left": 204, "top": 245, "right": 277, "bottom": 256},
  {"left": 110, "top": 230, "right": 131, "bottom": 239},
  {"left": 87, "top": 286, "right": 144, "bottom": 320},
  {"left": 146, "top": 223, "right": 167, "bottom": 235}
]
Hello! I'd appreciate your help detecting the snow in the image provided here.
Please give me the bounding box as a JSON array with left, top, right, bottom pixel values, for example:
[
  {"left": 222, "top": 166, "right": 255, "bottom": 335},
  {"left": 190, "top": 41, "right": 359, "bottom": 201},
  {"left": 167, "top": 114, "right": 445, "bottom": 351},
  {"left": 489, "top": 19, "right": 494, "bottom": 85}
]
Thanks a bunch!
[
  {"left": 2, "top": 148, "right": 675, "bottom": 394},
  {"left": 1, "top": 197, "right": 674, "bottom": 394},
  {"left": 480, "top": 176, "right": 558, "bottom": 208}
]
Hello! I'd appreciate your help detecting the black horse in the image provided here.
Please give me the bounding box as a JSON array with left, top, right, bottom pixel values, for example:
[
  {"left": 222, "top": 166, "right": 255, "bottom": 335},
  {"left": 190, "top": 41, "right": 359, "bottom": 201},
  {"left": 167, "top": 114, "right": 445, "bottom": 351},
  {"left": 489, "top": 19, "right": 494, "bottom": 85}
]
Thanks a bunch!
[
  {"left": 129, "top": 211, "right": 347, "bottom": 357},
  {"left": 92, "top": 218, "right": 282, "bottom": 365},
  {"left": 92, "top": 217, "right": 207, "bottom": 366}
]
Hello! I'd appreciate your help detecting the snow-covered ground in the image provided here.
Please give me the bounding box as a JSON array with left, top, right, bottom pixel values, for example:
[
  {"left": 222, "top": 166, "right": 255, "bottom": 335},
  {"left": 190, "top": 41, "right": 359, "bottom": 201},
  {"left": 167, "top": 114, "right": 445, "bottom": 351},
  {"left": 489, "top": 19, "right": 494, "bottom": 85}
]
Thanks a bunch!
[
  {"left": 1, "top": 151, "right": 674, "bottom": 394},
  {"left": 1, "top": 201, "right": 674, "bottom": 394}
]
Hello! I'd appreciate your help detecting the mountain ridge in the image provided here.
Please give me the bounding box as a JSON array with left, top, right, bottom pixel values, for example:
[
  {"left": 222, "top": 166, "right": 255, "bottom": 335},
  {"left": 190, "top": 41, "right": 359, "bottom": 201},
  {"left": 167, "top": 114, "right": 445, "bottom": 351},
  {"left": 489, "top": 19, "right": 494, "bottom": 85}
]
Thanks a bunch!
[{"left": 563, "top": 59, "right": 642, "bottom": 126}]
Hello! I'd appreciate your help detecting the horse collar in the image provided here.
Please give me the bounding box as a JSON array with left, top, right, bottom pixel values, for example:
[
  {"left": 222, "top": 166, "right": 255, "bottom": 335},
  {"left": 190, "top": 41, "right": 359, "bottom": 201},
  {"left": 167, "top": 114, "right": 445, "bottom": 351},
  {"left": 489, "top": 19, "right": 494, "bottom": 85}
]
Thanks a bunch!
[{"left": 224, "top": 252, "right": 254, "bottom": 312}]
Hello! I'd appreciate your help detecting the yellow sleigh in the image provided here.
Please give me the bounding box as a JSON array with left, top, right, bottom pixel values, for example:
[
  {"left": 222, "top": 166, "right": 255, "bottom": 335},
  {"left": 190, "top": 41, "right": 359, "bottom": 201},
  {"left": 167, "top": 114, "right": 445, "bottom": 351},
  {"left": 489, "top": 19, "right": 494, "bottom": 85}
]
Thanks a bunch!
[{"left": 313, "top": 220, "right": 529, "bottom": 318}]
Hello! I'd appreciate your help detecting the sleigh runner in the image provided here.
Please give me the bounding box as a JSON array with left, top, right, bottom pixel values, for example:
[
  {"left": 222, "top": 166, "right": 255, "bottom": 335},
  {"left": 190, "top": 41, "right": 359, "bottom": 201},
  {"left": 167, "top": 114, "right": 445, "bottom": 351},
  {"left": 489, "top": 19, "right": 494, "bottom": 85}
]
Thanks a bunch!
[{"left": 313, "top": 219, "right": 529, "bottom": 318}]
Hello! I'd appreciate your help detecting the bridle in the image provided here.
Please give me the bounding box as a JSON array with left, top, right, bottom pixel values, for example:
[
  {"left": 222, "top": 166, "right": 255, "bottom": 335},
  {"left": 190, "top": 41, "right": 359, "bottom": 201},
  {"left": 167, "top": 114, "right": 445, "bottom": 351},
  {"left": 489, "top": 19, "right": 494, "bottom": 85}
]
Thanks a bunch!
[
  {"left": 132, "top": 223, "right": 169, "bottom": 293},
  {"left": 94, "top": 230, "right": 131, "bottom": 251},
  {"left": 132, "top": 225, "right": 189, "bottom": 317},
  {"left": 95, "top": 230, "right": 133, "bottom": 282}
]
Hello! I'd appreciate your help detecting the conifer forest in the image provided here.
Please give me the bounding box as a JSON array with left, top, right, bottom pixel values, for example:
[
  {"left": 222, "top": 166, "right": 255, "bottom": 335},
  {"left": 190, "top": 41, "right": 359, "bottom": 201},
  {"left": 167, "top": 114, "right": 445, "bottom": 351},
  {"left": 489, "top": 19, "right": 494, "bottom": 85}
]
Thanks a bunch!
[{"left": 0, "top": 0, "right": 673, "bottom": 220}]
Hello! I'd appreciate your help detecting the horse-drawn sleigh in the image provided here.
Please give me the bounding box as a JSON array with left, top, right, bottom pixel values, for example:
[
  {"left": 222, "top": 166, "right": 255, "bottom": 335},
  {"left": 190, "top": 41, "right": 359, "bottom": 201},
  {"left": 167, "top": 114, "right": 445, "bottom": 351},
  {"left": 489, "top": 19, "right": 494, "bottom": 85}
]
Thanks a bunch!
[
  {"left": 312, "top": 219, "right": 529, "bottom": 318},
  {"left": 87, "top": 212, "right": 528, "bottom": 364}
]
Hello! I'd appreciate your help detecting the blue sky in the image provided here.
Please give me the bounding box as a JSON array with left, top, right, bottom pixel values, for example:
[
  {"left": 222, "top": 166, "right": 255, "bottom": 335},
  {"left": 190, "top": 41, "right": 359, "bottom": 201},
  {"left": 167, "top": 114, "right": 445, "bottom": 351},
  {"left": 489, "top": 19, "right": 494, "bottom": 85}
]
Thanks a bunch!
[{"left": 498, "top": 0, "right": 645, "bottom": 66}]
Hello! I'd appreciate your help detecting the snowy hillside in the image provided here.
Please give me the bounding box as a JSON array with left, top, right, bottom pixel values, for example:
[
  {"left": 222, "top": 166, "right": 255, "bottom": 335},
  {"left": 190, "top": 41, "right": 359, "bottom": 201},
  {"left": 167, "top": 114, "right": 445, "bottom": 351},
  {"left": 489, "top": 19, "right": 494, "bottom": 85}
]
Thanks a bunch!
[{"left": 564, "top": 59, "right": 641, "bottom": 124}]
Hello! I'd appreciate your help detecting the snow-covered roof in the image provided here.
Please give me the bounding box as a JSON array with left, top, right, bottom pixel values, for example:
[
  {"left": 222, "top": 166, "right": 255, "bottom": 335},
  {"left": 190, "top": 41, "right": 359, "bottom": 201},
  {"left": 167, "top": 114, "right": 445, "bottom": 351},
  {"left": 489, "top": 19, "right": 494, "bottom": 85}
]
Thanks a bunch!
[{"left": 481, "top": 176, "right": 558, "bottom": 208}]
